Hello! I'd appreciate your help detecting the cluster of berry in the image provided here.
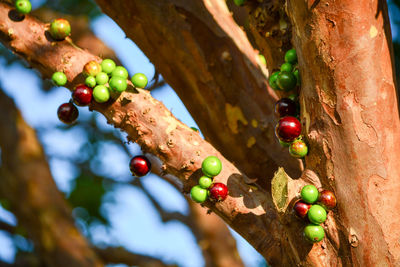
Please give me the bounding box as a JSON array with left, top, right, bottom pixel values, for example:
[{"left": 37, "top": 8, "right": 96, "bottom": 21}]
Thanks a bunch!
[
  {"left": 190, "top": 156, "right": 228, "bottom": 204},
  {"left": 294, "top": 185, "right": 337, "bottom": 243},
  {"left": 272, "top": 49, "right": 308, "bottom": 158}
]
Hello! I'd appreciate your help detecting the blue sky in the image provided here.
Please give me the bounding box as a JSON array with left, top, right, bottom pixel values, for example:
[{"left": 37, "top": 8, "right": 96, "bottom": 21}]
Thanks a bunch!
[{"left": 0, "top": 3, "right": 265, "bottom": 267}]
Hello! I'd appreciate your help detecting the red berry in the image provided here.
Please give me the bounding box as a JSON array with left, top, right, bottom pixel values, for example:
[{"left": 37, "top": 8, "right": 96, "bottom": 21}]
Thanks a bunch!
[
  {"left": 72, "top": 84, "right": 93, "bottom": 106},
  {"left": 275, "top": 98, "right": 297, "bottom": 118},
  {"left": 57, "top": 103, "right": 78, "bottom": 124},
  {"left": 275, "top": 116, "right": 301, "bottom": 142},
  {"left": 129, "top": 155, "right": 151, "bottom": 177},
  {"left": 209, "top": 183, "right": 228, "bottom": 201},
  {"left": 318, "top": 190, "right": 337, "bottom": 209},
  {"left": 293, "top": 200, "right": 311, "bottom": 218}
]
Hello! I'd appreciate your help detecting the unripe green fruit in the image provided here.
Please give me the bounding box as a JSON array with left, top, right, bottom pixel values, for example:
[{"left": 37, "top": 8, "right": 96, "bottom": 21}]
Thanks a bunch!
[
  {"left": 301, "top": 185, "right": 319, "bottom": 204},
  {"left": 280, "top": 62, "right": 293, "bottom": 72},
  {"left": 202, "top": 156, "right": 222, "bottom": 177},
  {"left": 279, "top": 140, "right": 291, "bottom": 147},
  {"left": 101, "top": 59, "right": 116, "bottom": 74},
  {"left": 15, "top": 0, "right": 31, "bottom": 14},
  {"left": 93, "top": 85, "right": 110, "bottom": 103},
  {"left": 284, "top": 49, "right": 297, "bottom": 64},
  {"left": 109, "top": 76, "right": 127, "bottom": 93},
  {"left": 199, "top": 176, "right": 213, "bottom": 189},
  {"left": 233, "top": 0, "right": 246, "bottom": 6},
  {"left": 269, "top": 71, "right": 280, "bottom": 90},
  {"left": 258, "top": 54, "right": 266, "bottom": 66},
  {"left": 85, "top": 76, "right": 96, "bottom": 88},
  {"left": 304, "top": 224, "right": 325, "bottom": 243},
  {"left": 191, "top": 127, "right": 199, "bottom": 132},
  {"left": 277, "top": 71, "right": 297, "bottom": 91},
  {"left": 131, "top": 73, "right": 148, "bottom": 89},
  {"left": 293, "top": 68, "right": 300, "bottom": 86},
  {"left": 95, "top": 72, "right": 109, "bottom": 85},
  {"left": 307, "top": 205, "right": 327, "bottom": 224},
  {"left": 52, "top": 71, "right": 67, "bottom": 86},
  {"left": 49, "top": 18, "right": 71, "bottom": 40},
  {"left": 111, "top": 66, "right": 128, "bottom": 79},
  {"left": 190, "top": 185, "right": 208, "bottom": 203},
  {"left": 289, "top": 139, "right": 308, "bottom": 158}
]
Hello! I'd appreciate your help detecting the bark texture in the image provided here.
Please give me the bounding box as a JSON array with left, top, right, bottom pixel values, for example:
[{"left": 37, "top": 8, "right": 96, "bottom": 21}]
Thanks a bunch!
[
  {"left": 0, "top": 89, "right": 103, "bottom": 267},
  {"left": 94, "top": 0, "right": 303, "bottom": 186},
  {"left": 287, "top": 0, "right": 400, "bottom": 265}
]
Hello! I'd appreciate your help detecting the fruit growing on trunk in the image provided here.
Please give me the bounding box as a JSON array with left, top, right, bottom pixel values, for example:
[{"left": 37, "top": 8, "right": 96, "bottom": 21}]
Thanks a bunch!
[
  {"left": 15, "top": 0, "right": 31, "bottom": 14},
  {"left": 209, "top": 183, "right": 228, "bottom": 201},
  {"left": 275, "top": 98, "right": 297, "bottom": 118},
  {"left": 52, "top": 71, "right": 67, "bottom": 86},
  {"left": 277, "top": 71, "right": 297, "bottom": 91},
  {"left": 284, "top": 49, "right": 297, "bottom": 64},
  {"left": 280, "top": 63, "right": 293, "bottom": 72},
  {"left": 85, "top": 76, "right": 96, "bottom": 88},
  {"left": 131, "top": 73, "right": 148, "bottom": 89},
  {"left": 109, "top": 76, "right": 128, "bottom": 93},
  {"left": 57, "top": 102, "right": 78, "bottom": 124},
  {"left": 293, "top": 200, "right": 311, "bottom": 219},
  {"left": 129, "top": 155, "right": 151, "bottom": 177},
  {"left": 269, "top": 71, "right": 280, "bottom": 90},
  {"left": 275, "top": 116, "right": 301, "bottom": 142},
  {"left": 318, "top": 190, "right": 337, "bottom": 209},
  {"left": 93, "top": 85, "right": 110, "bottom": 103},
  {"left": 101, "top": 59, "right": 116, "bottom": 74},
  {"left": 190, "top": 185, "right": 208, "bottom": 203},
  {"left": 95, "top": 72, "right": 109, "bottom": 85},
  {"left": 49, "top": 19, "right": 71, "bottom": 40},
  {"left": 300, "top": 185, "right": 319, "bottom": 204},
  {"left": 111, "top": 66, "right": 128, "bottom": 79},
  {"left": 258, "top": 54, "right": 266, "bottom": 66},
  {"left": 202, "top": 156, "right": 222, "bottom": 177},
  {"left": 83, "top": 61, "right": 102, "bottom": 77},
  {"left": 303, "top": 224, "right": 325, "bottom": 243},
  {"left": 307, "top": 204, "right": 327, "bottom": 224},
  {"left": 199, "top": 176, "right": 213, "bottom": 189},
  {"left": 289, "top": 139, "right": 308, "bottom": 158},
  {"left": 72, "top": 84, "right": 92, "bottom": 106}
]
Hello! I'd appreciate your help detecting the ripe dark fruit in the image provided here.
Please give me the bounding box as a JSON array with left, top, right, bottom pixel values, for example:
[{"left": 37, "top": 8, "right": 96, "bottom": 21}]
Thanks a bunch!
[
  {"left": 72, "top": 84, "right": 92, "bottom": 106},
  {"left": 275, "top": 116, "right": 301, "bottom": 142},
  {"left": 57, "top": 103, "right": 78, "bottom": 124},
  {"left": 304, "top": 224, "right": 324, "bottom": 243},
  {"left": 49, "top": 19, "right": 71, "bottom": 40},
  {"left": 209, "top": 183, "right": 228, "bottom": 201},
  {"left": 277, "top": 71, "right": 297, "bottom": 91},
  {"left": 129, "top": 155, "right": 151, "bottom": 177},
  {"left": 284, "top": 49, "right": 297, "bottom": 64},
  {"left": 294, "top": 200, "right": 312, "bottom": 219},
  {"left": 318, "top": 190, "right": 337, "bottom": 209},
  {"left": 269, "top": 71, "right": 280, "bottom": 90},
  {"left": 275, "top": 98, "right": 297, "bottom": 118}
]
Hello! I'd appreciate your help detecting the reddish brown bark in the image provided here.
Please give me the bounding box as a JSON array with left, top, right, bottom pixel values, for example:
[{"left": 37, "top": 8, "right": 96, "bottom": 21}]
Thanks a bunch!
[
  {"left": 287, "top": 0, "right": 400, "bottom": 265},
  {"left": 94, "top": 0, "right": 303, "bottom": 185},
  {"left": 0, "top": 89, "right": 103, "bottom": 267}
]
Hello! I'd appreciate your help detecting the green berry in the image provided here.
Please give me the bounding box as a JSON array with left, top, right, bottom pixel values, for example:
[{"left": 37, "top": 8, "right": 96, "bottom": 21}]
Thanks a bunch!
[
  {"left": 280, "top": 62, "right": 293, "bottom": 72},
  {"left": 101, "top": 59, "right": 116, "bottom": 74},
  {"left": 304, "top": 224, "right": 325, "bottom": 243},
  {"left": 288, "top": 94, "right": 298, "bottom": 101},
  {"left": 111, "top": 66, "right": 128, "bottom": 79},
  {"left": 301, "top": 185, "right": 319, "bottom": 204},
  {"left": 289, "top": 139, "right": 308, "bottom": 158},
  {"left": 49, "top": 18, "right": 71, "bottom": 40},
  {"left": 95, "top": 72, "right": 109, "bottom": 85},
  {"left": 308, "top": 205, "right": 327, "bottom": 224},
  {"left": 199, "top": 176, "right": 213, "bottom": 189},
  {"left": 279, "top": 140, "right": 291, "bottom": 147},
  {"left": 277, "top": 71, "right": 297, "bottom": 91},
  {"left": 284, "top": 49, "right": 297, "bottom": 64},
  {"left": 109, "top": 76, "right": 127, "bottom": 93},
  {"left": 51, "top": 71, "right": 67, "bottom": 86},
  {"left": 269, "top": 71, "right": 280, "bottom": 90},
  {"left": 191, "top": 127, "right": 199, "bottom": 132},
  {"left": 131, "top": 73, "right": 148, "bottom": 89},
  {"left": 15, "top": 0, "right": 31, "bottom": 14},
  {"left": 233, "top": 0, "right": 245, "bottom": 6},
  {"left": 93, "top": 85, "right": 110, "bottom": 103},
  {"left": 190, "top": 185, "right": 208, "bottom": 203},
  {"left": 258, "top": 54, "right": 266, "bottom": 66},
  {"left": 293, "top": 68, "right": 300, "bottom": 86},
  {"left": 85, "top": 76, "right": 96, "bottom": 88},
  {"left": 202, "top": 156, "right": 222, "bottom": 177}
]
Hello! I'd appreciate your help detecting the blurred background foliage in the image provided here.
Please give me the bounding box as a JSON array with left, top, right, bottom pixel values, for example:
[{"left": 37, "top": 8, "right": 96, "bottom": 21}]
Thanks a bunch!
[{"left": 0, "top": 0, "right": 399, "bottom": 266}]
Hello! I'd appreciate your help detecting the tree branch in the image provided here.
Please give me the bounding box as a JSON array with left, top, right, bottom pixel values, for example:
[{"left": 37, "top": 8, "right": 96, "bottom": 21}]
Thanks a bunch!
[
  {"left": 94, "top": 0, "right": 303, "bottom": 185},
  {"left": 0, "top": 88, "right": 103, "bottom": 266},
  {"left": 0, "top": 2, "right": 309, "bottom": 265}
]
